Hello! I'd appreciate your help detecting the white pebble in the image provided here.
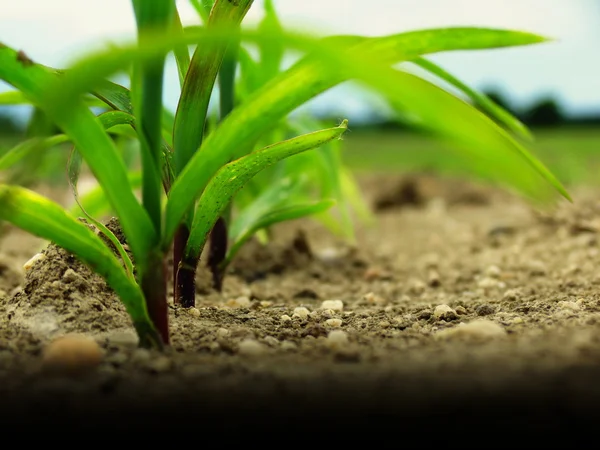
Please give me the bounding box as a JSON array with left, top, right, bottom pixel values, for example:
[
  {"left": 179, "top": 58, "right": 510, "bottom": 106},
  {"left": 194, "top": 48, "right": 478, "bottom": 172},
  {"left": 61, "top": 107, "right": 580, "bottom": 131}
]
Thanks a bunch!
[
  {"left": 558, "top": 301, "right": 580, "bottom": 311},
  {"left": 320, "top": 300, "right": 344, "bottom": 311},
  {"left": 435, "top": 319, "right": 506, "bottom": 341},
  {"left": 292, "top": 307, "right": 310, "bottom": 320},
  {"left": 325, "top": 318, "right": 342, "bottom": 328},
  {"left": 280, "top": 314, "right": 292, "bottom": 323},
  {"left": 187, "top": 307, "right": 200, "bottom": 317},
  {"left": 216, "top": 328, "right": 230, "bottom": 337},
  {"left": 326, "top": 330, "right": 349, "bottom": 349},
  {"left": 23, "top": 252, "right": 45, "bottom": 271},
  {"left": 433, "top": 304, "right": 456, "bottom": 318},
  {"left": 485, "top": 265, "right": 502, "bottom": 278},
  {"left": 238, "top": 339, "right": 266, "bottom": 356}
]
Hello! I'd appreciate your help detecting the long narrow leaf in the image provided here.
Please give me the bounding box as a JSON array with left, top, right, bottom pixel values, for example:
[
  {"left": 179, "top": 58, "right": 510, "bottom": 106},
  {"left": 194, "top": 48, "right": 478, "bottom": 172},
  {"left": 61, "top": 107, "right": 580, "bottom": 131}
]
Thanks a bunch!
[
  {"left": 0, "top": 184, "right": 159, "bottom": 347},
  {"left": 0, "top": 45, "right": 157, "bottom": 275},
  {"left": 131, "top": 0, "right": 175, "bottom": 235},
  {"left": 183, "top": 120, "right": 348, "bottom": 259},
  {"left": 165, "top": 27, "right": 565, "bottom": 244},
  {"left": 173, "top": 0, "right": 253, "bottom": 175},
  {"left": 411, "top": 57, "right": 533, "bottom": 141},
  {"left": 67, "top": 147, "right": 135, "bottom": 280}
]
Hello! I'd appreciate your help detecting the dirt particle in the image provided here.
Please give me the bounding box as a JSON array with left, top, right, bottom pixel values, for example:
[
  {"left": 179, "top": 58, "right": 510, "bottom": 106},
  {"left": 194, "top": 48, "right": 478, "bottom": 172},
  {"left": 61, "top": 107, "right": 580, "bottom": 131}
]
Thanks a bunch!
[
  {"left": 42, "top": 334, "right": 103, "bottom": 375},
  {"left": 363, "top": 292, "right": 386, "bottom": 305},
  {"left": 435, "top": 319, "right": 507, "bottom": 341},
  {"left": 476, "top": 304, "right": 496, "bottom": 316},
  {"left": 280, "top": 314, "right": 292, "bottom": 323},
  {"left": 280, "top": 340, "right": 297, "bottom": 351},
  {"left": 326, "top": 330, "right": 349, "bottom": 349},
  {"left": 23, "top": 253, "right": 45, "bottom": 271},
  {"left": 292, "top": 307, "right": 310, "bottom": 320},
  {"left": 503, "top": 289, "right": 521, "bottom": 301},
  {"left": 408, "top": 279, "right": 426, "bottom": 295},
  {"left": 16, "top": 50, "right": 33, "bottom": 66},
  {"left": 238, "top": 339, "right": 266, "bottom": 356},
  {"left": 144, "top": 356, "right": 173, "bottom": 373},
  {"left": 433, "top": 304, "right": 457, "bottom": 320},
  {"left": 557, "top": 301, "right": 581, "bottom": 311},
  {"left": 187, "top": 307, "right": 201, "bottom": 317},
  {"left": 320, "top": 299, "right": 344, "bottom": 311},
  {"left": 325, "top": 318, "right": 342, "bottom": 328},
  {"left": 226, "top": 296, "right": 251, "bottom": 308},
  {"left": 301, "top": 324, "right": 328, "bottom": 338},
  {"left": 427, "top": 270, "right": 441, "bottom": 287}
]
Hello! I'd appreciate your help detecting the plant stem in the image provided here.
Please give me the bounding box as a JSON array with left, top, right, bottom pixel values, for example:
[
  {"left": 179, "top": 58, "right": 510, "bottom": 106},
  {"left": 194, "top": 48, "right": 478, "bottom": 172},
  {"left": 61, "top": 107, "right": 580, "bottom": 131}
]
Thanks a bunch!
[
  {"left": 175, "top": 258, "right": 197, "bottom": 308},
  {"left": 207, "top": 216, "right": 228, "bottom": 291},
  {"left": 141, "top": 250, "right": 169, "bottom": 346},
  {"left": 173, "top": 223, "right": 191, "bottom": 306}
]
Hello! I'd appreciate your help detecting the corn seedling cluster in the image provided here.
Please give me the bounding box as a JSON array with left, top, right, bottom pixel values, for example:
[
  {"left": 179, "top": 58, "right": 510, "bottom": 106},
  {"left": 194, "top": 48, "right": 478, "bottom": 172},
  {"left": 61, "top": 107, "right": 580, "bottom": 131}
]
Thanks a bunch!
[{"left": 0, "top": 0, "right": 569, "bottom": 348}]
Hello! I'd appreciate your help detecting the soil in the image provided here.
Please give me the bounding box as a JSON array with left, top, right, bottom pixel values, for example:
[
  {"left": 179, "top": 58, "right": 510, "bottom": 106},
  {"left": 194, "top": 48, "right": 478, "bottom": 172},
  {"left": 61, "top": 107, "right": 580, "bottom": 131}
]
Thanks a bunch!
[{"left": 3, "top": 174, "right": 600, "bottom": 441}]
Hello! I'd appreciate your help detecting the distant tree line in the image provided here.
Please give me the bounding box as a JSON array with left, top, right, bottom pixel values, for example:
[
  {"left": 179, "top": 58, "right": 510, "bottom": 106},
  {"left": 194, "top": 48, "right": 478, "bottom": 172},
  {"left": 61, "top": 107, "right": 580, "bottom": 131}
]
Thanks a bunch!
[{"left": 0, "top": 90, "right": 599, "bottom": 135}]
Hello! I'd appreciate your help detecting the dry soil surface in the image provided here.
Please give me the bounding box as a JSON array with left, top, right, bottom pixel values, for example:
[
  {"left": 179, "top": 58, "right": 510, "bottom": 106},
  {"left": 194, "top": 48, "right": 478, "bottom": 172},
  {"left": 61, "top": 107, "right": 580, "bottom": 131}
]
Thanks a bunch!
[{"left": 2, "top": 175, "right": 600, "bottom": 440}]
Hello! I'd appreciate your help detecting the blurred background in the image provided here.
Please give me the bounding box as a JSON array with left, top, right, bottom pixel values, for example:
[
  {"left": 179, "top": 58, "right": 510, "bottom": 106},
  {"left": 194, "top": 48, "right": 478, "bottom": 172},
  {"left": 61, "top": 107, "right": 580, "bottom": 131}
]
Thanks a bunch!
[{"left": 1, "top": 0, "right": 599, "bottom": 186}]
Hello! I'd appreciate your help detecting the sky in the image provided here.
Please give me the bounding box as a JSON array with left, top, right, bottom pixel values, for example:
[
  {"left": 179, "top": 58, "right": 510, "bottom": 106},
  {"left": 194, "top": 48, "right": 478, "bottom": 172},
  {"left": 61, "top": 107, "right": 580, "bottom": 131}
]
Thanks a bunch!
[{"left": 1, "top": 0, "right": 599, "bottom": 123}]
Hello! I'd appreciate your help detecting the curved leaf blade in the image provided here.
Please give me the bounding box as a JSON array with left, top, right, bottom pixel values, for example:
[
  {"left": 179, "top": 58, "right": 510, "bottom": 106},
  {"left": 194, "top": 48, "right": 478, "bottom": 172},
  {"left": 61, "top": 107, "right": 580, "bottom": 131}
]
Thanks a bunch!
[
  {"left": 165, "top": 27, "right": 563, "bottom": 242},
  {"left": 0, "top": 45, "right": 157, "bottom": 275},
  {"left": 411, "top": 57, "right": 533, "bottom": 141},
  {"left": 182, "top": 120, "right": 348, "bottom": 258}
]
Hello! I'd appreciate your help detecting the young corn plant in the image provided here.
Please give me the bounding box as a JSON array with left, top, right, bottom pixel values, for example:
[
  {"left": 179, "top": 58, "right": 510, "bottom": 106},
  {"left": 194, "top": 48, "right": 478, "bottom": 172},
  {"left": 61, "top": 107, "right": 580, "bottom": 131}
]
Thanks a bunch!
[{"left": 0, "top": 0, "right": 570, "bottom": 349}]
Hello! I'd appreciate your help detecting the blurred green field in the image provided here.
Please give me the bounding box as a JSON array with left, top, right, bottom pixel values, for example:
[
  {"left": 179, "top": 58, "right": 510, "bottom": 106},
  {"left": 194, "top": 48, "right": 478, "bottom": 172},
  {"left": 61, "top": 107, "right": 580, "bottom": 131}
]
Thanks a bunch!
[{"left": 341, "top": 126, "right": 600, "bottom": 188}]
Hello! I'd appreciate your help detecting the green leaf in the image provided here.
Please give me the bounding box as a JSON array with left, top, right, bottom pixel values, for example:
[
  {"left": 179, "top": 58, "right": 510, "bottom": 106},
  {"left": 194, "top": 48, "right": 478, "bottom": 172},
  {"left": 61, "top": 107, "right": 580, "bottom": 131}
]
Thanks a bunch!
[
  {"left": 0, "top": 110, "right": 134, "bottom": 172},
  {"left": 173, "top": 0, "right": 253, "bottom": 175},
  {"left": 225, "top": 198, "right": 335, "bottom": 268},
  {"left": 411, "top": 57, "right": 533, "bottom": 141},
  {"left": 183, "top": 120, "right": 348, "bottom": 260},
  {"left": 131, "top": 0, "right": 175, "bottom": 236},
  {"left": 0, "top": 135, "right": 68, "bottom": 171},
  {"left": 0, "top": 45, "right": 157, "bottom": 276},
  {"left": 257, "top": 0, "right": 284, "bottom": 82},
  {"left": 165, "top": 27, "right": 565, "bottom": 244},
  {"left": 171, "top": 8, "right": 191, "bottom": 87},
  {"left": 67, "top": 147, "right": 135, "bottom": 280},
  {"left": 0, "top": 184, "right": 159, "bottom": 347}
]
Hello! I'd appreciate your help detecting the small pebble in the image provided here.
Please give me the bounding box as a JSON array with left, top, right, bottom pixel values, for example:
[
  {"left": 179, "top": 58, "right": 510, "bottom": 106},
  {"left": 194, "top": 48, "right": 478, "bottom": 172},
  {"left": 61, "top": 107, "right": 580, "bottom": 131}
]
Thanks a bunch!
[
  {"left": 427, "top": 270, "right": 441, "bottom": 287},
  {"left": 433, "top": 304, "right": 456, "bottom": 319},
  {"left": 326, "top": 330, "right": 349, "bottom": 349},
  {"left": 503, "top": 289, "right": 521, "bottom": 301},
  {"left": 364, "top": 292, "right": 386, "bottom": 305},
  {"left": 216, "top": 328, "right": 230, "bottom": 337},
  {"left": 558, "top": 301, "right": 580, "bottom": 311},
  {"left": 476, "top": 304, "right": 496, "bottom": 316},
  {"left": 408, "top": 279, "right": 426, "bottom": 295},
  {"left": 187, "top": 307, "right": 201, "bottom": 318},
  {"left": 238, "top": 339, "right": 266, "bottom": 356},
  {"left": 42, "top": 334, "right": 103, "bottom": 374},
  {"left": 320, "top": 300, "right": 344, "bottom": 311},
  {"left": 485, "top": 265, "right": 502, "bottom": 278},
  {"left": 292, "top": 307, "right": 310, "bottom": 320},
  {"left": 23, "top": 252, "right": 45, "bottom": 271},
  {"left": 325, "top": 318, "right": 343, "bottom": 328},
  {"left": 280, "top": 314, "right": 292, "bottom": 323}
]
